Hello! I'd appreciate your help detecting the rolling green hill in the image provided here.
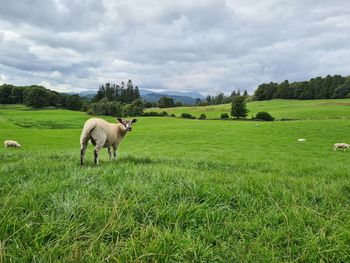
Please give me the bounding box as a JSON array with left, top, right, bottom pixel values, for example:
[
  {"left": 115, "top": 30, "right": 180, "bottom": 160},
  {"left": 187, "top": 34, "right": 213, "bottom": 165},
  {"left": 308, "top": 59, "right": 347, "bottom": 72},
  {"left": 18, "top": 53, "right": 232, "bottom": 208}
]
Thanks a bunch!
[
  {"left": 0, "top": 104, "right": 349, "bottom": 261},
  {"left": 146, "top": 99, "right": 350, "bottom": 120}
]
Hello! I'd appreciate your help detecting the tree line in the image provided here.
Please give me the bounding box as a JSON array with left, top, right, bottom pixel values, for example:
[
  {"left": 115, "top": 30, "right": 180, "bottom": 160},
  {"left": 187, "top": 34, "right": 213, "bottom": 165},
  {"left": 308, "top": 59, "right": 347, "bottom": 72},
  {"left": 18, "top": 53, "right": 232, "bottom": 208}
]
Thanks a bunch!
[
  {"left": 0, "top": 80, "right": 145, "bottom": 117},
  {"left": 254, "top": 75, "right": 350, "bottom": 101},
  {"left": 203, "top": 90, "right": 248, "bottom": 106},
  {"left": 88, "top": 80, "right": 144, "bottom": 116},
  {"left": 0, "top": 84, "right": 86, "bottom": 110}
]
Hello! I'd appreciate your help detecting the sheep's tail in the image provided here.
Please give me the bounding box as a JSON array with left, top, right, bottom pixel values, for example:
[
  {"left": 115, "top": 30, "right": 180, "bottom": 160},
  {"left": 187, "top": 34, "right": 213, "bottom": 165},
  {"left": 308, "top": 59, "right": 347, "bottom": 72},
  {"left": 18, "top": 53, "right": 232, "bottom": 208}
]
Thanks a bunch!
[{"left": 80, "top": 121, "right": 95, "bottom": 147}]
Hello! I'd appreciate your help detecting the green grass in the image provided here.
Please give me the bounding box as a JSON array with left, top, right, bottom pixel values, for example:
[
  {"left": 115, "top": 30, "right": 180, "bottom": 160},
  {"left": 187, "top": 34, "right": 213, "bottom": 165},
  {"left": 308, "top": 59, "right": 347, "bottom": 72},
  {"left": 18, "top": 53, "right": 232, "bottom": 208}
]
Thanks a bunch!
[
  {"left": 0, "top": 104, "right": 350, "bottom": 262},
  {"left": 147, "top": 98, "right": 350, "bottom": 120}
]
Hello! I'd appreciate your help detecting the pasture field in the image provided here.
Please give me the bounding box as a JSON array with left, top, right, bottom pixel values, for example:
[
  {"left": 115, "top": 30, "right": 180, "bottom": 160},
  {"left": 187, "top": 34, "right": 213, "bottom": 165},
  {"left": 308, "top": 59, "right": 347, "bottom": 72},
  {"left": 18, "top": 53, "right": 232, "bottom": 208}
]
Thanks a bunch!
[
  {"left": 147, "top": 98, "right": 350, "bottom": 120},
  {"left": 0, "top": 103, "right": 350, "bottom": 262}
]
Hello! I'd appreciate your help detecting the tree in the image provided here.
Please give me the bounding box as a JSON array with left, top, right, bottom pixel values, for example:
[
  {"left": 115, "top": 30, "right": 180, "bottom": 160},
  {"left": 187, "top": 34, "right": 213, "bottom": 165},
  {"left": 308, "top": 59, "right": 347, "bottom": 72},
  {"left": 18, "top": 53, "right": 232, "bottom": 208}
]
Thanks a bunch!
[
  {"left": 158, "top": 96, "right": 175, "bottom": 108},
  {"left": 332, "top": 84, "right": 350, "bottom": 98},
  {"left": 220, "top": 113, "right": 229, "bottom": 119},
  {"left": 255, "top": 111, "right": 274, "bottom": 121},
  {"left": 23, "top": 86, "right": 50, "bottom": 108},
  {"left": 0, "top": 84, "right": 14, "bottom": 104},
  {"left": 243, "top": 90, "right": 248, "bottom": 97},
  {"left": 231, "top": 90, "right": 237, "bottom": 99},
  {"left": 231, "top": 96, "right": 248, "bottom": 119},
  {"left": 65, "top": 94, "right": 83, "bottom": 110},
  {"left": 175, "top": 101, "right": 183, "bottom": 107}
]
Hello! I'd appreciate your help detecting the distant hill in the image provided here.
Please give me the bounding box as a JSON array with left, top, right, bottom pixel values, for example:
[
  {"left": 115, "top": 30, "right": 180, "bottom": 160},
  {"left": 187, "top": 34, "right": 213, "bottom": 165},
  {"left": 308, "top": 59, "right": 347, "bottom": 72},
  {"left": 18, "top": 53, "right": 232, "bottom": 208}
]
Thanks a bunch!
[
  {"left": 66, "top": 91, "right": 96, "bottom": 99},
  {"left": 70, "top": 89, "right": 202, "bottom": 104},
  {"left": 142, "top": 93, "right": 196, "bottom": 105},
  {"left": 140, "top": 89, "right": 204, "bottom": 99},
  {"left": 145, "top": 98, "right": 350, "bottom": 120}
]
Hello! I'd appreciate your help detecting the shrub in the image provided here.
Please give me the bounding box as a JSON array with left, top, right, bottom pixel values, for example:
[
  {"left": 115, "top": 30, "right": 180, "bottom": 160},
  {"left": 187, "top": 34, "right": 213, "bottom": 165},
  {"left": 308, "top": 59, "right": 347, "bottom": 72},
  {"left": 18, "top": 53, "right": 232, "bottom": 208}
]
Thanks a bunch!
[
  {"left": 231, "top": 96, "right": 248, "bottom": 119},
  {"left": 143, "top": 111, "right": 169, "bottom": 117},
  {"left": 255, "top": 111, "right": 274, "bottom": 121},
  {"left": 199, "top": 113, "right": 206, "bottom": 119},
  {"left": 170, "top": 114, "right": 176, "bottom": 117},
  {"left": 220, "top": 113, "right": 229, "bottom": 119},
  {"left": 181, "top": 113, "right": 194, "bottom": 119}
]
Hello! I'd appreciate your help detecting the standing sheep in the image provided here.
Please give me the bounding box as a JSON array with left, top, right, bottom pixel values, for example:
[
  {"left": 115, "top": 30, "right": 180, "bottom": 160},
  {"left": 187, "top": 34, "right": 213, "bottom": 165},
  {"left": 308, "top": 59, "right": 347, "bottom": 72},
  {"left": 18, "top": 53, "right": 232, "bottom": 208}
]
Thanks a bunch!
[
  {"left": 333, "top": 143, "right": 349, "bottom": 152},
  {"left": 4, "top": 140, "right": 21, "bottom": 148},
  {"left": 80, "top": 118, "right": 137, "bottom": 165}
]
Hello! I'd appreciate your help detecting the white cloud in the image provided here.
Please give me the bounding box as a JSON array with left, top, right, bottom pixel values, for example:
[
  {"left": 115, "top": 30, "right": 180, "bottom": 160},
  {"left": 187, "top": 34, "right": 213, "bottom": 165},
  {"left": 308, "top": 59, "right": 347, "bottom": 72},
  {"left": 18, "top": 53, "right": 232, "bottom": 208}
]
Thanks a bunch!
[{"left": 0, "top": 0, "right": 350, "bottom": 95}]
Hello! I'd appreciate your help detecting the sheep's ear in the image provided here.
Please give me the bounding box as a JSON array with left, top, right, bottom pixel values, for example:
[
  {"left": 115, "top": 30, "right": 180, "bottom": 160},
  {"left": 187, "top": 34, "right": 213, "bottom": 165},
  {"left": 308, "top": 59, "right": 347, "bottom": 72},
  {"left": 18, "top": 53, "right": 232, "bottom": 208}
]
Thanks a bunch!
[
  {"left": 117, "top": 118, "right": 123, "bottom": 123},
  {"left": 132, "top": 119, "right": 137, "bottom": 123}
]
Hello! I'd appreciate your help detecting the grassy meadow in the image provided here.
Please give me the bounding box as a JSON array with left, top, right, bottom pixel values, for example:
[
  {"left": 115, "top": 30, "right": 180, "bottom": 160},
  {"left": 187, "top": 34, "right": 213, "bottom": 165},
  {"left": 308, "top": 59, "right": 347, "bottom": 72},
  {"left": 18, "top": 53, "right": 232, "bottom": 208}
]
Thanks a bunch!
[
  {"left": 147, "top": 98, "right": 350, "bottom": 120},
  {"left": 0, "top": 101, "right": 350, "bottom": 262}
]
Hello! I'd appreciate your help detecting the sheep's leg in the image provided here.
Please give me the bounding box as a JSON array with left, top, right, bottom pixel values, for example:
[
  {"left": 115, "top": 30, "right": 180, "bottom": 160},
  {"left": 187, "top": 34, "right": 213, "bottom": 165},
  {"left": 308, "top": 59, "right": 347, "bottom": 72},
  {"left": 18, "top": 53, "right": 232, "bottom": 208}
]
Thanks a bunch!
[
  {"left": 108, "top": 147, "right": 112, "bottom": 161},
  {"left": 80, "top": 143, "right": 88, "bottom": 165},
  {"left": 113, "top": 145, "right": 118, "bottom": 161},
  {"left": 94, "top": 144, "right": 103, "bottom": 165}
]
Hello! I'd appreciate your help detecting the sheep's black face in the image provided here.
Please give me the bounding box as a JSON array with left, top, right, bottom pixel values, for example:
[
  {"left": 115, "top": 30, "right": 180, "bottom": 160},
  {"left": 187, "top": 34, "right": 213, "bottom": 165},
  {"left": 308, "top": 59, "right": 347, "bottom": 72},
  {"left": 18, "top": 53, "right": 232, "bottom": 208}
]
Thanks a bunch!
[{"left": 117, "top": 118, "right": 137, "bottom": 132}]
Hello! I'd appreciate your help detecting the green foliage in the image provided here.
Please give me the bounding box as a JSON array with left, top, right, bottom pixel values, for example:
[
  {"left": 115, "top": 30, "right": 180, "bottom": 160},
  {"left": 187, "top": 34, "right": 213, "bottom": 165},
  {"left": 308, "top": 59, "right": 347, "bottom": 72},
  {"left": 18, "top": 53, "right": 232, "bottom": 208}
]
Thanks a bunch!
[
  {"left": 332, "top": 84, "right": 350, "bottom": 99},
  {"left": 89, "top": 98, "right": 123, "bottom": 116},
  {"left": 88, "top": 98, "right": 144, "bottom": 117},
  {"left": 23, "top": 86, "right": 50, "bottom": 108},
  {"left": 0, "top": 84, "right": 85, "bottom": 110},
  {"left": 145, "top": 98, "right": 350, "bottom": 120},
  {"left": 199, "top": 113, "right": 206, "bottom": 119},
  {"left": 181, "top": 113, "right": 195, "bottom": 119},
  {"left": 254, "top": 111, "right": 275, "bottom": 121},
  {"left": 231, "top": 96, "right": 248, "bottom": 119},
  {"left": 123, "top": 99, "right": 144, "bottom": 117},
  {"left": 220, "top": 113, "right": 229, "bottom": 119},
  {"left": 143, "top": 111, "right": 168, "bottom": 116},
  {"left": 92, "top": 80, "right": 141, "bottom": 104},
  {"left": 158, "top": 96, "right": 175, "bottom": 108},
  {"left": 254, "top": 75, "right": 349, "bottom": 101},
  {"left": 175, "top": 101, "right": 183, "bottom": 107}
]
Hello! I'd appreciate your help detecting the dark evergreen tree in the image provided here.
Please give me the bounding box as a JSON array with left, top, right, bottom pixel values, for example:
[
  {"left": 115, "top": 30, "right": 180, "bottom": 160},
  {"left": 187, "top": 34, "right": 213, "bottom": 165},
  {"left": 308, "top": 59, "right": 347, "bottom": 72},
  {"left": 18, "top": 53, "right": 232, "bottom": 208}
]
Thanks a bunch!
[
  {"left": 158, "top": 96, "right": 175, "bottom": 108},
  {"left": 231, "top": 96, "right": 248, "bottom": 119},
  {"left": 23, "top": 86, "right": 50, "bottom": 108}
]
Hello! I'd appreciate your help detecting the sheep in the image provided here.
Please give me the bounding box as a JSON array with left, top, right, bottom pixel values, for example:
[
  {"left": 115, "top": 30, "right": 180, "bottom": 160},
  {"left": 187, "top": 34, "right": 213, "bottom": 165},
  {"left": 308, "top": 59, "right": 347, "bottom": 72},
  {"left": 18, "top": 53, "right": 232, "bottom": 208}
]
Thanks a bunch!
[
  {"left": 80, "top": 118, "right": 137, "bottom": 165},
  {"left": 333, "top": 143, "right": 349, "bottom": 152},
  {"left": 4, "top": 140, "right": 21, "bottom": 148}
]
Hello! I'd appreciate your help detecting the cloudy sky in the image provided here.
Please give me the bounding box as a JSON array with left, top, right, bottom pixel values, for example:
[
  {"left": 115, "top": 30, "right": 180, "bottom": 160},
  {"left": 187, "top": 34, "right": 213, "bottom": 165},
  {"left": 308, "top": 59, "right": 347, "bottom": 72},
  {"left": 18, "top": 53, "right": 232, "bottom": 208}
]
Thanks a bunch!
[{"left": 0, "top": 0, "right": 350, "bottom": 95}]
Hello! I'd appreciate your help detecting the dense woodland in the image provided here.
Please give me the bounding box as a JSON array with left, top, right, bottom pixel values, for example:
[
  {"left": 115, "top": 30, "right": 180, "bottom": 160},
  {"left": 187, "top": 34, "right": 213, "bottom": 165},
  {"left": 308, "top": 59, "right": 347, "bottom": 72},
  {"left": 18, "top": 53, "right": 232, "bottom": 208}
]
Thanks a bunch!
[
  {"left": 0, "top": 84, "right": 86, "bottom": 110},
  {"left": 204, "top": 90, "right": 248, "bottom": 106},
  {"left": 254, "top": 75, "right": 350, "bottom": 101},
  {"left": 1, "top": 75, "right": 350, "bottom": 117}
]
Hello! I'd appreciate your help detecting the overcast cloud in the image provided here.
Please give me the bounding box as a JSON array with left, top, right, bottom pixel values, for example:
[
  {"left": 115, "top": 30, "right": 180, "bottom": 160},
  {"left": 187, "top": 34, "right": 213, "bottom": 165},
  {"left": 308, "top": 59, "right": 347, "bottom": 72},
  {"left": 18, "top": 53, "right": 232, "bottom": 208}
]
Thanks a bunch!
[{"left": 0, "top": 0, "right": 350, "bottom": 95}]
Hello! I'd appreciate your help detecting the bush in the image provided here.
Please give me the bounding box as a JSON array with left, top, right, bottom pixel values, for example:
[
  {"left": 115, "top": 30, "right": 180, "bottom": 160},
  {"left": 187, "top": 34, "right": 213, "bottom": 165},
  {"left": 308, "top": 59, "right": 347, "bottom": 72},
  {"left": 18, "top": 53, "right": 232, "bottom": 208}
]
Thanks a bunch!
[
  {"left": 142, "top": 111, "right": 168, "bottom": 117},
  {"left": 220, "top": 113, "right": 229, "bottom": 119},
  {"left": 170, "top": 114, "right": 176, "bottom": 117},
  {"left": 199, "top": 113, "right": 206, "bottom": 119},
  {"left": 254, "top": 111, "right": 274, "bottom": 121},
  {"left": 181, "top": 113, "right": 195, "bottom": 119}
]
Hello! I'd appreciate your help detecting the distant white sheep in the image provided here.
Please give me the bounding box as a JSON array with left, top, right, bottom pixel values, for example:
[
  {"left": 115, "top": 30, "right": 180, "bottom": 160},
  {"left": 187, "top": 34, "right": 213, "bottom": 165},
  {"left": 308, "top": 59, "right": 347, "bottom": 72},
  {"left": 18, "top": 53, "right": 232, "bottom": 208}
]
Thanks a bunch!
[
  {"left": 80, "top": 118, "right": 137, "bottom": 165},
  {"left": 333, "top": 143, "right": 349, "bottom": 152},
  {"left": 4, "top": 140, "right": 21, "bottom": 148},
  {"left": 297, "top": 138, "right": 306, "bottom": 142}
]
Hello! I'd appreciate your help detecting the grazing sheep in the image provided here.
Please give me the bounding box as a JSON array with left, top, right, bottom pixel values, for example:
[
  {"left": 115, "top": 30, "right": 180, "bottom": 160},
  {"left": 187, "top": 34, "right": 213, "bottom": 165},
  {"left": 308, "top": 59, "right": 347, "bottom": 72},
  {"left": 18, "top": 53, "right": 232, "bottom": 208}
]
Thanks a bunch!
[
  {"left": 333, "top": 143, "right": 349, "bottom": 152},
  {"left": 297, "top": 138, "right": 306, "bottom": 142},
  {"left": 4, "top": 140, "right": 21, "bottom": 148},
  {"left": 80, "top": 118, "right": 137, "bottom": 165}
]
